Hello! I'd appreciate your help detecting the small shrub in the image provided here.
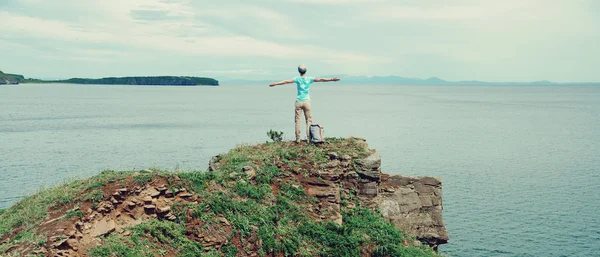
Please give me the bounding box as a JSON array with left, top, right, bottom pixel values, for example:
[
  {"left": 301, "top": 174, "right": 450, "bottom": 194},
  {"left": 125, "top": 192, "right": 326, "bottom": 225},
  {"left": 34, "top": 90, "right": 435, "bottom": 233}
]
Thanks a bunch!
[
  {"left": 206, "top": 192, "right": 250, "bottom": 215},
  {"left": 86, "top": 181, "right": 106, "bottom": 190},
  {"left": 55, "top": 194, "right": 74, "bottom": 205},
  {"left": 171, "top": 202, "right": 192, "bottom": 223},
  {"left": 267, "top": 129, "right": 284, "bottom": 142},
  {"left": 133, "top": 174, "right": 153, "bottom": 185},
  {"left": 179, "top": 172, "right": 215, "bottom": 193},
  {"left": 88, "top": 235, "right": 154, "bottom": 257},
  {"left": 13, "top": 230, "right": 33, "bottom": 242},
  {"left": 221, "top": 244, "right": 238, "bottom": 257},
  {"left": 84, "top": 190, "right": 104, "bottom": 203},
  {"left": 258, "top": 226, "right": 277, "bottom": 253},
  {"left": 298, "top": 221, "right": 362, "bottom": 256},
  {"left": 230, "top": 214, "right": 253, "bottom": 237},
  {"left": 36, "top": 236, "right": 46, "bottom": 247},
  {"left": 256, "top": 165, "right": 283, "bottom": 185},
  {"left": 341, "top": 200, "right": 349, "bottom": 207},
  {"left": 64, "top": 209, "right": 84, "bottom": 220},
  {"left": 131, "top": 220, "right": 204, "bottom": 256},
  {"left": 234, "top": 182, "right": 272, "bottom": 201},
  {"left": 279, "top": 182, "right": 305, "bottom": 202}
]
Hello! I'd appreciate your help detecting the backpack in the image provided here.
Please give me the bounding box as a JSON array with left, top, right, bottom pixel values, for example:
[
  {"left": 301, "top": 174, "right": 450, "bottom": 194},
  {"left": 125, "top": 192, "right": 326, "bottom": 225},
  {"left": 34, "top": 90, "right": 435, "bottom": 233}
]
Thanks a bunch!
[{"left": 309, "top": 123, "right": 324, "bottom": 144}]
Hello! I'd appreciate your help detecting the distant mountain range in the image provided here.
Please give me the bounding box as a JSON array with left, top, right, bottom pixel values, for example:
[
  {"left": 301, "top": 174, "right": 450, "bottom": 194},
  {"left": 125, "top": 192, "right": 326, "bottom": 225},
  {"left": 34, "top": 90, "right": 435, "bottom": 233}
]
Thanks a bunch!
[
  {"left": 332, "top": 76, "right": 564, "bottom": 85},
  {"left": 223, "top": 75, "right": 599, "bottom": 86}
]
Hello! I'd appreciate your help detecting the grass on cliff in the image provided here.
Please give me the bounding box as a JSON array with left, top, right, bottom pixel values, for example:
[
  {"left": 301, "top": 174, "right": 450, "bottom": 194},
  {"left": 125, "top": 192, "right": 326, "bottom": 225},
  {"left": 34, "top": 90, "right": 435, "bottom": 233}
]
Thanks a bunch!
[
  {"left": 1, "top": 138, "right": 437, "bottom": 257},
  {"left": 0, "top": 170, "right": 159, "bottom": 254},
  {"left": 89, "top": 220, "right": 205, "bottom": 257},
  {"left": 86, "top": 172, "right": 435, "bottom": 257},
  {"left": 215, "top": 137, "right": 371, "bottom": 175},
  {"left": 0, "top": 170, "right": 134, "bottom": 238}
]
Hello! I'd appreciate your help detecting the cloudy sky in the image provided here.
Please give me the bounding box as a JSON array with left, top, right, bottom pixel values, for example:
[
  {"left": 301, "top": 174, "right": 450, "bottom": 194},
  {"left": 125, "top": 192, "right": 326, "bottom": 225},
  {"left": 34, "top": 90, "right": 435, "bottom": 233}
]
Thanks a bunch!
[{"left": 1, "top": 0, "right": 598, "bottom": 82}]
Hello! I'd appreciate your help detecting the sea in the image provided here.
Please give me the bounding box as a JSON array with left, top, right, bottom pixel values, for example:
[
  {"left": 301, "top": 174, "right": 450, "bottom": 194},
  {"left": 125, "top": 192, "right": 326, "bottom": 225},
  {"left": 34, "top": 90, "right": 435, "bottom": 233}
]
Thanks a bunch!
[{"left": 1, "top": 83, "right": 599, "bottom": 256}]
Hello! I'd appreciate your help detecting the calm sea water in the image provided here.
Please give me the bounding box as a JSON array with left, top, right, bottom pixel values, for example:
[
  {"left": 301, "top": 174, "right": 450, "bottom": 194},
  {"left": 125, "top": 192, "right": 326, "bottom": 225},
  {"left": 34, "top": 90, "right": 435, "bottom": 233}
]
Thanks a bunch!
[{"left": 1, "top": 83, "right": 599, "bottom": 256}]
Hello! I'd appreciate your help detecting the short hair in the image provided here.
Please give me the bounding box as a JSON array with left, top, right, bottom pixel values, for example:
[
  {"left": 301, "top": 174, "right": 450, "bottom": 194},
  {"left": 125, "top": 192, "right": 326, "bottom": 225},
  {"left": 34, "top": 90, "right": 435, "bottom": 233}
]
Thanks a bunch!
[{"left": 298, "top": 64, "right": 307, "bottom": 74}]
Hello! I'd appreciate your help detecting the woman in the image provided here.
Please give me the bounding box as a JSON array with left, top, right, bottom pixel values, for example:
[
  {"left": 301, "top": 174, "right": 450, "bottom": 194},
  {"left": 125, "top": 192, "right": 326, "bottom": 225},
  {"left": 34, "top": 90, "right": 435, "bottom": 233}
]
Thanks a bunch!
[{"left": 269, "top": 64, "right": 340, "bottom": 143}]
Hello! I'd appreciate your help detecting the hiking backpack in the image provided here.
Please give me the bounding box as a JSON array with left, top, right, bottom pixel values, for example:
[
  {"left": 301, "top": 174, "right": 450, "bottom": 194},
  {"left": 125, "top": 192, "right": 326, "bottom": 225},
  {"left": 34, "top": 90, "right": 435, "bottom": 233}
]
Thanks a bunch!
[{"left": 309, "top": 123, "right": 324, "bottom": 144}]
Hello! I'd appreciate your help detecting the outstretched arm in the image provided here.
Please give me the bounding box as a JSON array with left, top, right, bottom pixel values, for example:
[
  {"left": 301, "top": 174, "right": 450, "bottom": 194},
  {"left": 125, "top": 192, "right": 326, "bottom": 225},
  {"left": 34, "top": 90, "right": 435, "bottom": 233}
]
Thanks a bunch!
[
  {"left": 269, "top": 79, "right": 294, "bottom": 87},
  {"left": 314, "top": 77, "right": 341, "bottom": 82}
]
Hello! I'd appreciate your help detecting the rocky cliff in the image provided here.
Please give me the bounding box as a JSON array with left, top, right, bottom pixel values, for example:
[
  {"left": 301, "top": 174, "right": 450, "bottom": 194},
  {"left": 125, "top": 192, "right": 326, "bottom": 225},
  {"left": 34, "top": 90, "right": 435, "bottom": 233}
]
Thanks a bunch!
[
  {"left": 0, "top": 137, "right": 446, "bottom": 256},
  {"left": 209, "top": 138, "right": 449, "bottom": 250},
  {"left": 0, "top": 71, "right": 20, "bottom": 84}
]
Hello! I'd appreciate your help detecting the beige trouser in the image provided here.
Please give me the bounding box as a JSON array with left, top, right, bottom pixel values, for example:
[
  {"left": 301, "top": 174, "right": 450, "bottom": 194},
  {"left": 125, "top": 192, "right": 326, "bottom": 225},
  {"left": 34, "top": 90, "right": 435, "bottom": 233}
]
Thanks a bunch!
[{"left": 294, "top": 101, "right": 312, "bottom": 141}]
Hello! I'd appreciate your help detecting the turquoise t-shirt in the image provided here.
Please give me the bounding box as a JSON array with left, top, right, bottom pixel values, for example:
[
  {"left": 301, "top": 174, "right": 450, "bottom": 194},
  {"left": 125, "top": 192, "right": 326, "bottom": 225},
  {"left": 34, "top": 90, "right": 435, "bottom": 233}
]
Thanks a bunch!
[{"left": 294, "top": 76, "right": 315, "bottom": 102}]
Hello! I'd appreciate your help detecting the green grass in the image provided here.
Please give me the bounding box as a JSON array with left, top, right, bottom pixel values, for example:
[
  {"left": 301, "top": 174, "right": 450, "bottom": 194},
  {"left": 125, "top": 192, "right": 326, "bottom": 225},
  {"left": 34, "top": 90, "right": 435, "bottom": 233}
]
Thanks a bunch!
[
  {"left": 0, "top": 180, "right": 81, "bottom": 238},
  {"left": 88, "top": 233, "right": 156, "bottom": 257},
  {"left": 83, "top": 190, "right": 104, "bottom": 203},
  {"left": 89, "top": 220, "right": 204, "bottom": 257},
  {"left": 134, "top": 174, "right": 153, "bottom": 185},
  {"left": 214, "top": 138, "right": 370, "bottom": 175},
  {"left": 178, "top": 171, "right": 216, "bottom": 193},
  {"left": 233, "top": 181, "right": 272, "bottom": 201},
  {"left": 86, "top": 181, "right": 107, "bottom": 190},
  {"left": 255, "top": 164, "right": 284, "bottom": 184},
  {"left": 278, "top": 182, "right": 306, "bottom": 202},
  {"left": 64, "top": 208, "right": 84, "bottom": 220},
  {"left": 221, "top": 244, "right": 238, "bottom": 257}
]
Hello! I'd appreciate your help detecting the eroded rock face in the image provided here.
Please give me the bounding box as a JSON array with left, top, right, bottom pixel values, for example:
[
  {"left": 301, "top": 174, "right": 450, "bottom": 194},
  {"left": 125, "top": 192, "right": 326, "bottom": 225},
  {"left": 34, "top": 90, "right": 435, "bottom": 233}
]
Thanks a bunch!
[
  {"left": 325, "top": 143, "right": 448, "bottom": 250},
  {"left": 207, "top": 138, "right": 448, "bottom": 250},
  {"left": 355, "top": 152, "right": 382, "bottom": 198},
  {"left": 317, "top": 143, "right": 447, "bottom": 249},
  {"left": 374, "top": 175, "right": 448, "bottom": 250}
]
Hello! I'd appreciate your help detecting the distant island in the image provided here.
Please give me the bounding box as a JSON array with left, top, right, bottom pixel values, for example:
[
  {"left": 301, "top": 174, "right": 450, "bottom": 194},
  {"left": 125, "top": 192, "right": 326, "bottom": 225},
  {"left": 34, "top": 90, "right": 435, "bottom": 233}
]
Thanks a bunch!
[{"left": 0, "top": 71, "right": 219, "bottom": 86}]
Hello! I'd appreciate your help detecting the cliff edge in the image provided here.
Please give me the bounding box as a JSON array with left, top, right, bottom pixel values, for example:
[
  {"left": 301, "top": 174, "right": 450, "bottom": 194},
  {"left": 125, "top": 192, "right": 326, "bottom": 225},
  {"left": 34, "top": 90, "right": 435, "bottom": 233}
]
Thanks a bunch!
[
  {"left": 0, "top": 71, "right": 21, "bottom": 84},
  {"left": 0, "top": 137, "right": 447, "bottom": 256}
]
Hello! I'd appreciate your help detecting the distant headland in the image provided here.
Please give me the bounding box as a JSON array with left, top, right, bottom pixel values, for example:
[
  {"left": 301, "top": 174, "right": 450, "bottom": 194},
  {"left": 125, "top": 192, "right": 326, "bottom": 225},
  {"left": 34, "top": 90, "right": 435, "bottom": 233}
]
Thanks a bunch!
[{"left": 0, "top": 71, "right": 219, "bottom": 86}]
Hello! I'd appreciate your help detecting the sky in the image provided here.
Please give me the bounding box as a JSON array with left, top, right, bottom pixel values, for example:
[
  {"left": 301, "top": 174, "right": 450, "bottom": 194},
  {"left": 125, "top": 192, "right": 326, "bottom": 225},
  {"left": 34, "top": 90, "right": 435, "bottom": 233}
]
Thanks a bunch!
[{"left": 0, "top": 0, "right": 598, "bottom": 82}]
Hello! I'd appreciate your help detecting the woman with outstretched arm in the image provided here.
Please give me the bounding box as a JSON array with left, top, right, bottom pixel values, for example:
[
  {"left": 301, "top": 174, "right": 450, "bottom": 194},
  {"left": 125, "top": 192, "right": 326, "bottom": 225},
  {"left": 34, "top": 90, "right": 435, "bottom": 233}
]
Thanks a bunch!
[{"left": 269, "top": 64, "right": 340, "bottom": 143}]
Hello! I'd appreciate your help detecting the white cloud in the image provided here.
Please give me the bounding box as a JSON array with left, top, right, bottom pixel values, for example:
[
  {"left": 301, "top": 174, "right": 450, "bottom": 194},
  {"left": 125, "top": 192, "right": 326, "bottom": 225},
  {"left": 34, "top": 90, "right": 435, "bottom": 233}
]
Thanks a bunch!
[
  {"left": 287, "top": 0, "right": 386, "bottom": 4},
  {"left": 0, "top": 1, "right": 381, "bottom": 65},
  {"left": 0, "top": 0, "right": 598, "bottom": 81},
  {"left": 198, "top": 69, "right": 272, "bottom": 75}
]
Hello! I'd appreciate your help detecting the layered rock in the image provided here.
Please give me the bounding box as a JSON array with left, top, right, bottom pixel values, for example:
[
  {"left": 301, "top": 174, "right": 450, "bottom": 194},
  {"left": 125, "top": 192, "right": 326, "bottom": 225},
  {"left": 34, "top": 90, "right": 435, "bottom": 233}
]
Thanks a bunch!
[
  {"left": 346, "top": 144, "right": 448, "bottom": 250},
  {"left": 375, "top": 175, "right": 448, "bottom": 250},
  {"left": 209, "top": 138, "right": 449, "bottom": 250}
]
